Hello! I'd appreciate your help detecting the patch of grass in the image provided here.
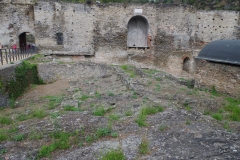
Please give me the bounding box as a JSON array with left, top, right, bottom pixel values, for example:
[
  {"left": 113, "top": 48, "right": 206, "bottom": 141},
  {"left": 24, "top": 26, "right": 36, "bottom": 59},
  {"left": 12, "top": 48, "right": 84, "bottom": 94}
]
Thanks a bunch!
[
  {"left": 0, "top": 149, "right": 7, "bottom": 154},
  {"left": 225, "top": 97, "right": 240, "bottom": 121},
  {"left": 0, "top": 129, "right": 8, "bottom": 141},
  {"left": 64, "top": 105, "right": 82, "bottom": 111},
  {"left": 108, "top": 114, "right": 120, "bottom": 121},
  {"left": 132, "top": 91, "right": 138, "bottom": 99},
  {"left": 16, "top": 113, "right": 31, "bottom": 121},
  {"left": 38, "top": 131, "right": 71, "bottom": 158},
  {"left": 223, "top": 121, "right": 232, "bottom": 132},
  {"left": 13, "top": 134, "right": 24, "bottom": 141},
  {"left": 0, "top": 116, "right": 12, "bottom": 125},
  {"left": 101, "top": 149, "right": 125, "bottom": 160},
  {"left": 135, "top": 106, "right": 164, "bottom": 127},
  {"left": 185, "top": 120, "right": 191, "bottom": 125},
  {"left": 50, "top": 112, "right": 60, "bottom": 119},
  {"left": 143, "top": 69, "right": 159, "bottom": 75},
  {"left": 32, "top": 109, "right": 48, "bottom": 118},
  {"left": 93, "top": 105, "right": 111, "bottom": 116},
  {"left": 110, "top": 132, "right": 118, "bottom": 138},
  {"left": 156, "top": 77, "right": 162, "bottom": 81},
  {"left": 80, "top": 94, "right": 93, "bottom": 101},
  {"left": 125, "top": 110, "right": 133, "bottom": 116},
  {"left": 139, "top": 138, "right": 149, "bottom": 155},
  {"left": 155, "top": 84, "right": 161, "bottom": 92},
  {"left": 96, "top": 127, "right": 111, "bottom": 138},
  {"left": 85, "top": 135, "right": 97, "bottom": 144},
  {"left": 212, "top": 113, "right": 222, "bottom": 121},
  {"left": 120, "top": 65, "right": 136, "bottom": 78},
  {"left": 185, "top": 106, "right": 191, "bottom": 111},
  {"left": 108, "top": 92, "right": 114, "bottom": 97},
  {"left": 211, "top": 86, "right": 219, "bottom": 96},
  {"left": 159, "top": 125, "right": 169, "bottom": 132},
  {"left": 95, "top": 91, "right": 101, "bottom": 98},
  {"left": 44, "top": 95, "right": 63, "bottom": 110},
  {"left": 203, "top": 110, "right": 211, "bottom": 115},
  {"left": 7, "top": 126, "right": 18, "bottom": 134},
  {"left": 29, "top": 129, "right": 44, "bottom": 140}
]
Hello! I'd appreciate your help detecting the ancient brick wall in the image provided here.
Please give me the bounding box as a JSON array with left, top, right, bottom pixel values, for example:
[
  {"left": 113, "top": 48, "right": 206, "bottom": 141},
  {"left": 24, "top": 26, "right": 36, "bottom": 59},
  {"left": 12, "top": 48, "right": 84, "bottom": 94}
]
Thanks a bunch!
[
  {"left": 194, "top": 60, "right": 240, "bottom": 98},
  {"left": 34, "top": 1, "right": 95, "bottom": 55},
  {"left": 0, "top": 1, "right": 35, "bottom": 48}
]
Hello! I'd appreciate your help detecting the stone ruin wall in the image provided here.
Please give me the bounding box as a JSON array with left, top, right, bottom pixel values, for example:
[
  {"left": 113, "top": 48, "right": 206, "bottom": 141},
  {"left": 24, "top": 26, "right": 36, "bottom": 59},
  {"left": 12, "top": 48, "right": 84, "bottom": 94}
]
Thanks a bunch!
[
  {"left": 0, "top": 0, "right": 35, "bottom": 48},
  {"left": 0, "top": 1, "right": 240, "bottom": 96},
  {"left": 195, "top": 60, "right": 240, "bottom": 98},
  {"left": 34, "top": 1, "right": 95, "bottom": 55}
]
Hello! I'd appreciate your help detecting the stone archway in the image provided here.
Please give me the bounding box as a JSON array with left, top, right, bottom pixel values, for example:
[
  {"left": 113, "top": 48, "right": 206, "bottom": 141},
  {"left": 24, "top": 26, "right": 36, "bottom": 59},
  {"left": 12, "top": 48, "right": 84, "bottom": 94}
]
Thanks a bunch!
[
  {"left": 19, "top": 32, "right": 27, "bottom": 48},
  {"left": 183, "top": 57, "right": 191, "bottom": 73},
  {"left": 127, "top": 16, "right": 149, "bottom": 48},
  {"left": 19, "top": 32, "right": 35, "bottom": 48}
]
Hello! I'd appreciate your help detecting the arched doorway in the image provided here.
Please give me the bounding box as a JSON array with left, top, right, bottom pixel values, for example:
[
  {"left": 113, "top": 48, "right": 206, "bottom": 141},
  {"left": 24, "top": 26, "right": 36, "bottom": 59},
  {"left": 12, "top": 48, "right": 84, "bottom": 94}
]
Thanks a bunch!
[
  {"left": 183, "top": 57, "right": 191, "bottom": 72},
  {"left": 19, "top": 32, "right": 35, "bottom": 48},
  {"left": 127, "top": 16, "right": 149, "bottom": 48},
  {"left": 19, "top": 32, "right": 27, "bottom": 48}
]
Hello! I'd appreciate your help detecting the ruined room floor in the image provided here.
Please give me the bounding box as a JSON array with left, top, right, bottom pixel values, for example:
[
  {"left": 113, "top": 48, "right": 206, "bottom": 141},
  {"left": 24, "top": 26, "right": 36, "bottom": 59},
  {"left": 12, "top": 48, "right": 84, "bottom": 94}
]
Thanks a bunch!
[{"left": 0, "top": 58, "right": 240, "bottom": 160}]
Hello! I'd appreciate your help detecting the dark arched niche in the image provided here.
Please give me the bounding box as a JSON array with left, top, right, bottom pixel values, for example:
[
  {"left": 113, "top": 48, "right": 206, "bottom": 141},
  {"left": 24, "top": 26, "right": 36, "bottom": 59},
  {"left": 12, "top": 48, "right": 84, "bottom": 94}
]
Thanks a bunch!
[
  {"left": 183, "top": 57, "right": 190, "bottom": 72},
  {"left": 127, "top": 16, "right": 149, "bottom": 47},
  {"left": 19, "top": 32, "right": 27, "bottom": 48}
]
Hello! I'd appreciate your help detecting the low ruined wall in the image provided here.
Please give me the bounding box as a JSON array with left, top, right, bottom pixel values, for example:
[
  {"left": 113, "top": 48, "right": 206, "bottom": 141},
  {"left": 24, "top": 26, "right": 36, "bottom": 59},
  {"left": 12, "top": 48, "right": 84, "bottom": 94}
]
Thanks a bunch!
[
  {"left": 0, "top": 63, "right": 21, "bottom": 107},
  {"left": 194, "top": 60, "right": 240, "bottom": 98}
]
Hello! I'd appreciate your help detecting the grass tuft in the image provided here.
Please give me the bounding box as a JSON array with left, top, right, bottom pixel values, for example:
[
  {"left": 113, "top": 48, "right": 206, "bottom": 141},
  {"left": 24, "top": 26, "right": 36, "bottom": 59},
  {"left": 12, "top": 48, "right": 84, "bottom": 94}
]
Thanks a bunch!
[
  {"left": 101, "top": 149, "right": 125, "bottom": 160},
  {"left": 0, "top": 117, "right": 12, "bottom": 125},
  {"left": 32, "top": 109, "right": 48, "bottom": 118},
  {"left": 139, "top": 138, "right": 149, "bottom": 155},
  {"left": 135, "top": 106, "right": 164, "bottom": 127}
]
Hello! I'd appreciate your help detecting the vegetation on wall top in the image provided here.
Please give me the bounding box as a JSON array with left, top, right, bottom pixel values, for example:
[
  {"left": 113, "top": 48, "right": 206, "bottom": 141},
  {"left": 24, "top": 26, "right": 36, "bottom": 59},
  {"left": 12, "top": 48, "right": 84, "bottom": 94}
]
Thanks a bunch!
[{"left": 4, "top": 61, "right": 44, "bottom": 100}]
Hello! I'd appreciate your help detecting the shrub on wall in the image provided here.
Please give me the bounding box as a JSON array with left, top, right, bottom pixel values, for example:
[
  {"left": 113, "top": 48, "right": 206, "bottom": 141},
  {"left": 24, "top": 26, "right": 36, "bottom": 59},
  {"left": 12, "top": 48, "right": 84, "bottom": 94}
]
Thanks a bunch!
[{"left": 5, "top": 61, "right": 44, "bottom": 100}]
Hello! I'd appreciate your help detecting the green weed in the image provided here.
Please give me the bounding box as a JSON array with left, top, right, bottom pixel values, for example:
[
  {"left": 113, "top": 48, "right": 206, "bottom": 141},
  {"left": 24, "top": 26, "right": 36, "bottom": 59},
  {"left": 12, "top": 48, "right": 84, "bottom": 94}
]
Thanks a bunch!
[
  {"left": 120, "top": 65, "right": 136, "bottom": 78},
  {"left": 139, "top": 138, "right": 149, "bottom": 155},
  {"left": 44, "top": 95, "right": 63, "bottom": 109},
  {"left": 32, "top": 109, "right": 48, "bottom": 118},
  {"left": 212, "top": 113, "right": 222, "bottom": 121},
  {"left": 135, "top": 106, "right": 164, "bottom": 127},
  {"left": 155, "top": 84, "right": 161, "bottom": 92},
  {"left": 108, "top": 92, "right": 114, "bottom": 97},
  {"left": 96, "top": 127, "right": 111, "bottom": 138},
  {"left": 125, "top": 110, "right": 133, "bottom": 116},
  {"left": 0, "top": 149, "right": 7, "bottom": 154},
  {"left": 16, "top": 114, "right": 31, "bottom": 121},
  {"left": 64, "top": 105, "right": 82, "bottom": 111},
  {"left": 95, "top": 91, "right": 101, "bottom": 98},
  {"left": 185, "top": 120, "right": 191, "bottom": 125},
  {"left": 0, "top": 129, "right": 8, "bottom": 141},
  {"left": 13, "top": 134, "right": 24, "bottom": 141},
  {"left": 101, "top": 149, "right": 125, "bottom": 160},
  {"left": 0, "top": 117, "right": 12, "bottom": 125},
  {"left": 93, "top": 105, "right": 111, "bottom": 116},
  {"left": 225, "top": 98, "right": 240, "bottom": 121},
  {"left": 38, "top": 131, "right": 71, "bottom": 158},
  {"left": 211, "top": 86, "right": 219, "bottom": 96},
  {"left": 108, "top": 114, "right": 120, "bottom": 121},
  {"left": 159, "top": 125, "right": 169, "bottom": 132},
  {"left": 80, "top": 94, "right": 93, "bottom": 101}
]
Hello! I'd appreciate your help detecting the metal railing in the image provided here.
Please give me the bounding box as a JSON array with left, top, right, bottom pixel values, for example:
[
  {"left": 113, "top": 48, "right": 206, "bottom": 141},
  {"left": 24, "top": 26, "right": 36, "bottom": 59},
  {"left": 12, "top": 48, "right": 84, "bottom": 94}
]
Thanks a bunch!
[{"left": 0, "top": 47, "right": 37, "bottom": 65}]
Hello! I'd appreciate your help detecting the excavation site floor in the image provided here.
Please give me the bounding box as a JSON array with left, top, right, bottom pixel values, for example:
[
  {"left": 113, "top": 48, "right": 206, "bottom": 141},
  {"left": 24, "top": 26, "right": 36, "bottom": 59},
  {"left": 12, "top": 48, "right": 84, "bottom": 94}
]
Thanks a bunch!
[{"left": 0, "top": 56, "right": 240, "bottom": 160}]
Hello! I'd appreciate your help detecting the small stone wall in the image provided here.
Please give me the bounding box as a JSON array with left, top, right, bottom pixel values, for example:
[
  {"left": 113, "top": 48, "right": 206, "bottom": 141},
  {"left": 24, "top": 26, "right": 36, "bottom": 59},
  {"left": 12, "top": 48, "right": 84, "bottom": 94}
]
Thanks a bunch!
[
  {"left": 194, "top": 59, "right": 240, "bottom": 98},
  {"left": 0, "top": 63, "right": 21, "bottom": 107}
]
